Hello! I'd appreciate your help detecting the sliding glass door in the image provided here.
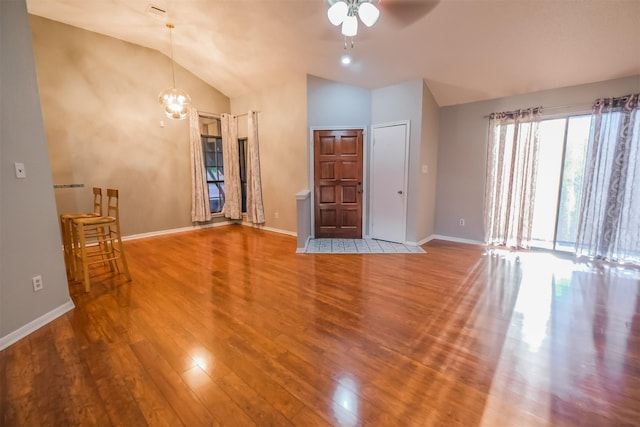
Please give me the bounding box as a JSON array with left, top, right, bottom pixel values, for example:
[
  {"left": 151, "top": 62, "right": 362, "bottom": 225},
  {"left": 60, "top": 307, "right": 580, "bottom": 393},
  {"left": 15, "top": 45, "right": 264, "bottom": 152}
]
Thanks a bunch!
[{"left": 530, "top": 115, "right": 591, "bottom": 252}]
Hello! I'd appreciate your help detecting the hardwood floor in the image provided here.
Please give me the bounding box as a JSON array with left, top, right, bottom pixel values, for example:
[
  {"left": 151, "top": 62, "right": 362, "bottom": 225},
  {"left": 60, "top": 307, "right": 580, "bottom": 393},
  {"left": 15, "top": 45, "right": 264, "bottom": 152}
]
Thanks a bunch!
[{"left": 1, "top": 224, "right": 639, "bottom": 426}]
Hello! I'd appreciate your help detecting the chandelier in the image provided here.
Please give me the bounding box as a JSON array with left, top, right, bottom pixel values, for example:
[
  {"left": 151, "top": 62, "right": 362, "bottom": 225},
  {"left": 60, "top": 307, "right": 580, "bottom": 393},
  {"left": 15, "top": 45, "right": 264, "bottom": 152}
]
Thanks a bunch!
[
  {"left": 327, "top": 0, "right": 380, "bottom": 37},
  {"left": 158, "top": 23, "right": 191, "bottom": 120}
]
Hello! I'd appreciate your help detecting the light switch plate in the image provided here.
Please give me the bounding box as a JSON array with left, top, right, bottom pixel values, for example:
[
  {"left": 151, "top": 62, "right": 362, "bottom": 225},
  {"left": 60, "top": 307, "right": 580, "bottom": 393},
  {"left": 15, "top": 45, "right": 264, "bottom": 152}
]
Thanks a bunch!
[{"left": 14, "top": 162, "right": 26, "bottom": 178}]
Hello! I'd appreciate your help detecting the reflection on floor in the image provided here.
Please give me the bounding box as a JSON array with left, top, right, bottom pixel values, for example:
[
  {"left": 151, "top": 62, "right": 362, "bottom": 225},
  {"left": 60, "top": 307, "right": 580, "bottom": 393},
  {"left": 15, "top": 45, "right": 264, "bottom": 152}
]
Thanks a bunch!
[
  {"left": 477, "top": 249, "right": 640, "bottom": 425},
  {"left": 3, "top": 227, "right": 638, "bottom": 426},
  {"left": 304, "top": 238, "right": 426, "bottom": 254}
]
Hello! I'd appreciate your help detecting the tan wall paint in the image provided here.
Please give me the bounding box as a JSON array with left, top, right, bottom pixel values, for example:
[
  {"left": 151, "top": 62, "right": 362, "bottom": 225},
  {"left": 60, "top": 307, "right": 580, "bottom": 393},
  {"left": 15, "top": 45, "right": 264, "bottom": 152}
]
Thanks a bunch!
[
  {"left": 231, "top": 77, "right": 308, "bottom": 234},
  {"left": 29, "top": 16, "right": 230, "bottom": 236}
]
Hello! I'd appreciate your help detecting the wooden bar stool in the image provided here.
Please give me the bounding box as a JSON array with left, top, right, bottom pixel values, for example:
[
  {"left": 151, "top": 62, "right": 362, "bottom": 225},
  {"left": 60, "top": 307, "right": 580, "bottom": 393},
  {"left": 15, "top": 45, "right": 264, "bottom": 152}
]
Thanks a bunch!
[
  {"left": 72, "top": 188, "right": 131, "bottom": 292},
  {"left": 60, "top": 187, "right": 102, "bottom": 279}
]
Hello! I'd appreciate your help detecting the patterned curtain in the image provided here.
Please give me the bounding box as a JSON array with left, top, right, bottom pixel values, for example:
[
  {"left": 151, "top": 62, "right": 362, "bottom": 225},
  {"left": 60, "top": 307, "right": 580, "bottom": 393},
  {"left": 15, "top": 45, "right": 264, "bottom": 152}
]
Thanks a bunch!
[
  {"left": 576, "top": 94, "right": 640, "bottom": 265},
  {"left": 221, "top": 113, "right": 242, "bottom": 220},
  {"left": 484, "top": 107, "right": 543, "bottom": 249},
  {"left": 246, "top": 110, "right": 265, "bottom": 224},
  {"left": 188, "top": 108, "right": 211, "bottom": 222}
]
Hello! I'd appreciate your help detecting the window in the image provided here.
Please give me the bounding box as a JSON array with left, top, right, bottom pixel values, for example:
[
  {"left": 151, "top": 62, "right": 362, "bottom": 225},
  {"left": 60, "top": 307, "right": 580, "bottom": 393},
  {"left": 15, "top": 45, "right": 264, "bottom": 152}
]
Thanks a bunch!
[
  {"left": 530, "top": 114, "right": 591, "bottom": 251},
  {"left": 238, "top": 138, "right": 247, "bottom": 213},
  {"left": 199, "top": 115, "right": 247, "bottom": 214},
  {"left": 203, "top": 135, "right": 225, "bottom": 213}
]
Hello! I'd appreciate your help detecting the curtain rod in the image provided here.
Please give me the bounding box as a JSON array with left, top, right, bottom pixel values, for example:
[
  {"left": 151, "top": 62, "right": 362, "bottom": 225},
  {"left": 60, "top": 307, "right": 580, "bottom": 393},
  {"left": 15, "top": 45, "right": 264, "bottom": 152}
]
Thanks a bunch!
[
  {"left": 198, "top": 111, "right": 260, "bottom": 119},
  {"left": 483, "top": 102, "right": 592, "bottom": 118},
  {"left": 235, "top": 111, "right": 260, "bottom": 117},
  {"left": 544, "top": 102, "right": 592, "bottom": 112}
]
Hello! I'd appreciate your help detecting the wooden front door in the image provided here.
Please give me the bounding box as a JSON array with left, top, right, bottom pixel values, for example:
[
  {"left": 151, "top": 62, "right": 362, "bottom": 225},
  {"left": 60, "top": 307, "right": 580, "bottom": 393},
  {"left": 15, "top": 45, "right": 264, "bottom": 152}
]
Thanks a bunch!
[{"left": 314, "top": 129, "right": 363, "bottom": 238}]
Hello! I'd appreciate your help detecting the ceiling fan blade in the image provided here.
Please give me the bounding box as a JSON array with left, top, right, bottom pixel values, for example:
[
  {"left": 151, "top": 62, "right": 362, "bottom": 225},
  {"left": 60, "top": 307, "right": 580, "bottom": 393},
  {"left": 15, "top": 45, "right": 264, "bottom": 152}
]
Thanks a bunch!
[{"left": 378, "top": 0, "right": 439, "bottom": 27}]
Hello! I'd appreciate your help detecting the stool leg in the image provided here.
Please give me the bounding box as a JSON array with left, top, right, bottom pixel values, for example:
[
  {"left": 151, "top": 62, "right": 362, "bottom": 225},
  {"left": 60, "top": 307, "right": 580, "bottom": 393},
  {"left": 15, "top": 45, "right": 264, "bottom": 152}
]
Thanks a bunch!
[
  {"left": 73, "top": 221, "right": 84, "bottom": 284},
  {"left": 60, "top": 215, "right": 70, "bottom": 275},
  {"left": 116, "top": 230, "right": 131, "bottom": 281},
  {"left": 97, "top": 225, "right": 116, "bottom": 272},
  {"left": 77, "top": 225, "right": 91, "bottom": 292},
  {"left": 69, "top": 217, "right": 80, "bottom": 281}
]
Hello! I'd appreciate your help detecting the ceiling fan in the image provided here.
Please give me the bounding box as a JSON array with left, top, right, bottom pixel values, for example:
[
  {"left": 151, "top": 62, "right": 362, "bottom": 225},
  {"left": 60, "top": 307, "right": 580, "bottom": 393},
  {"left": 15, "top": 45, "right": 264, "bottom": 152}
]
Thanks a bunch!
[{"left": 327, "top": 0, "right": 438, "bottom": 37}]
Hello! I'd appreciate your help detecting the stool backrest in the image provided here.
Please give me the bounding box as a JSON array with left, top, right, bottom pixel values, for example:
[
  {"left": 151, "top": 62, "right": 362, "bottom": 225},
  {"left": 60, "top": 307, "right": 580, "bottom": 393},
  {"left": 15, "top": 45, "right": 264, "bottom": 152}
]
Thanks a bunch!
[
  {"left": 106, "top": 188, "right": 120, "bottom": 220},
  {"left": 92, "top": 187, "right": 103, "bottom": 215}
]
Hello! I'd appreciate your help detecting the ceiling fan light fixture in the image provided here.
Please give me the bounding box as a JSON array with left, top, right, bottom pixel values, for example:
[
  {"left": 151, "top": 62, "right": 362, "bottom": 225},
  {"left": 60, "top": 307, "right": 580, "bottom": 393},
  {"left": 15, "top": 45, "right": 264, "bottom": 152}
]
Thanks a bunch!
[
  {"left": 158, "top": 23, "right": 191, "bottom": 120},
  {"left": 328, "top": 1, "right": 348, "bottom": 26},
  {"left": 358, "top": 2, "right": 379, "bottom": 27},
  {"left": 341, "top": 15, "right": 358, "bottom": 37}
]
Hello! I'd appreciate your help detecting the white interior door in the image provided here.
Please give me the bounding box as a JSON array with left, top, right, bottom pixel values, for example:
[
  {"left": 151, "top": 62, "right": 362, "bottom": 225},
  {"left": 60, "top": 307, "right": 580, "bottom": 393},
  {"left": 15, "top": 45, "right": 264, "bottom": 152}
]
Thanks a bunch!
[{"left": 370, "top": 122, "right": 408, "bottom": 243}]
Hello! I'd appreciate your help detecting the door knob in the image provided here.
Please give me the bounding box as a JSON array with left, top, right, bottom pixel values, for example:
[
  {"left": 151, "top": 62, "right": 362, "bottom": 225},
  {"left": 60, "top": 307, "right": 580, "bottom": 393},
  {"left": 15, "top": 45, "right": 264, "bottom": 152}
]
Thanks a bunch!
[{"left": 397, "top": 190, "right": 403, "bottom": 195}]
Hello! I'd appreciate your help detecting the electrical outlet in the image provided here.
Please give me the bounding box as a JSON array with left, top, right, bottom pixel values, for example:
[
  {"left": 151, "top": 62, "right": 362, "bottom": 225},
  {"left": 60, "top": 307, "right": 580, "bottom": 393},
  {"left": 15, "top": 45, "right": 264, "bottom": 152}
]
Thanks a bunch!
[
  {"left": 32, "top": 275, "right": 43, "bottom": 292},
  {"left": 274, "top": 211, "right": 279, "bottom": 219},
  {"left": 459, "top": 218, "right": 465, "bottom": 226}
]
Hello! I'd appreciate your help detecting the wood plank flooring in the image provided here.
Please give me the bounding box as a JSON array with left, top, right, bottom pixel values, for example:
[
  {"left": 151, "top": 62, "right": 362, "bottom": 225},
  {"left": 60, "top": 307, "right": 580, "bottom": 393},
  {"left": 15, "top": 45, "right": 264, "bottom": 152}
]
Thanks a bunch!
[{"left": 1, "top": 224, "right": 639, "bottom": 426}]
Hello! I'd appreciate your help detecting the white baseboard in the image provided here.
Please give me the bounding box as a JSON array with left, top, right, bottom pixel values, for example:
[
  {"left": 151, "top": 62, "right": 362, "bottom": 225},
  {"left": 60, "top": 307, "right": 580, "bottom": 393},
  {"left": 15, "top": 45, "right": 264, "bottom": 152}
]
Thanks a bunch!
[
  {"left": 417, "top": 236, "right": 434, "bottom": 246},
  {"left": 122, "top": 220, "right": 232, "bottom": 241},
  {"left": 428, "top": 234, "right": 485, "bottom": 246},
  {"left": 243, "top": 222, "right": 297, "bottom": 237},
  {"left": 0, "top": 300, "right": 75, "bottom": 351}
]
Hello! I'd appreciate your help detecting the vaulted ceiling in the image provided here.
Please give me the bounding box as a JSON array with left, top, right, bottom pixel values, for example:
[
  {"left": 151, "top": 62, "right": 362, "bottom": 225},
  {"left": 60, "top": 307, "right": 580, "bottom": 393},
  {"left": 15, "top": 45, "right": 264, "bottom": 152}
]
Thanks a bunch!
[{"left": 26, "top": 0, "right": 640, "bottom": 106}]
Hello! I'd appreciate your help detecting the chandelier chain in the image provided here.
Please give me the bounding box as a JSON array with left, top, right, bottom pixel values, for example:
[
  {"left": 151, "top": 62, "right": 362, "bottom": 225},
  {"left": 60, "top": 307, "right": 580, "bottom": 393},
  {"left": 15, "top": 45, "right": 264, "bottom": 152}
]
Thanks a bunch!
[{"left": 166, "top": 23, "right": 177, "bottom": 89}]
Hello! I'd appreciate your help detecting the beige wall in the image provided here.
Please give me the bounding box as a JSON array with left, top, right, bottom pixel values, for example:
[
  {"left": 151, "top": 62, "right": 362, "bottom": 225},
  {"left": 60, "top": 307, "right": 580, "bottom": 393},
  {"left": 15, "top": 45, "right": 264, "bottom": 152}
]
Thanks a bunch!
[
  {"left": 231, "top": 77, "right": 308, "bottom": 234},
  {"left": 30, "top": 16, "right": 230, "bottom": 236}
]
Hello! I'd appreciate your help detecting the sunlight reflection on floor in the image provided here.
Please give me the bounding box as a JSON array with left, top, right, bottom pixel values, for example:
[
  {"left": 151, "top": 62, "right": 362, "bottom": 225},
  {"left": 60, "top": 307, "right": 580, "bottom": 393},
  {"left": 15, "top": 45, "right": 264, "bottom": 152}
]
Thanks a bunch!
[{"left": 479, "top": 250, "right": 639, "bottom": 426}]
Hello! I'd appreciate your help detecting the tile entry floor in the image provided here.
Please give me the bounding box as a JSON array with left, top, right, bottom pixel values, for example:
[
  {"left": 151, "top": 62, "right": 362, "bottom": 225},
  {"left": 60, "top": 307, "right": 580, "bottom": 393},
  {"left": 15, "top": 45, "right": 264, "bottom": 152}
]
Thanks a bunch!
[{"left": 304, "top": 238, "right": 426, "bottom": 254}]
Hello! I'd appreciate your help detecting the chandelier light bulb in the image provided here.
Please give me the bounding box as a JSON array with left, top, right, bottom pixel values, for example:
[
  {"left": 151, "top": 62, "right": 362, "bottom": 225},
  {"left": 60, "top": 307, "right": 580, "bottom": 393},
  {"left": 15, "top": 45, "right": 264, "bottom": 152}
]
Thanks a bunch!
[
  {"left": 341, "top": 15, "right": 358, "bottom": 37},
  {"left": 159, "top": 87, "right": 191, "bottom": 120},
  {"left": 358, "top": 2, "right": 380, "bottom": 27},
  {"left": 328, "top": 1, "right": 348, "bottom": 26}
]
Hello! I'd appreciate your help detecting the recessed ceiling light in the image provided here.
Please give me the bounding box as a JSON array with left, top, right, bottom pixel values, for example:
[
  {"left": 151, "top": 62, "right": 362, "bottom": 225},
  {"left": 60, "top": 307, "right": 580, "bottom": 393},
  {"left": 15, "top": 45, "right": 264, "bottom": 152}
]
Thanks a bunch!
[{"left": 340, "top": 54, "right": 352, "bottom": 66}]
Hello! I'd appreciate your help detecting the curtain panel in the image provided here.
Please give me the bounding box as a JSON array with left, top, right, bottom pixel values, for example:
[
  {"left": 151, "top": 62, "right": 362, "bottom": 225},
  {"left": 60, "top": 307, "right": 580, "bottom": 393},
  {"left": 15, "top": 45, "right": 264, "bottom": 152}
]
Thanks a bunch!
[
  {"left": 246, "top": 110, "right": 265, "bottom": 224},
  {"left": 188, "top": 108, "right": 211, "bottom": 222},
  {"left": 221, "top": 113, "right": 242, "bottom": 220},
  {"left": 484, "top": 107, "right": 543, "bottom": 249},
  {"left": 576, "top": 94, "right": 640, "bottom": 265}
]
